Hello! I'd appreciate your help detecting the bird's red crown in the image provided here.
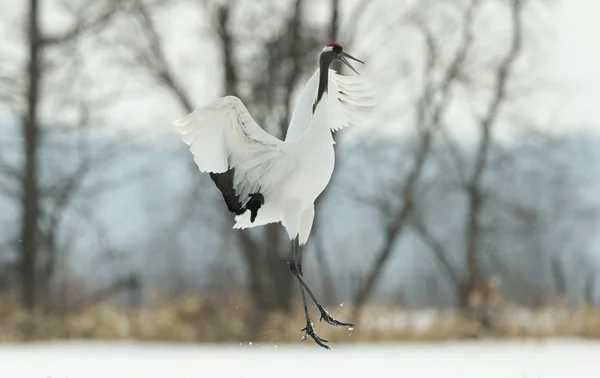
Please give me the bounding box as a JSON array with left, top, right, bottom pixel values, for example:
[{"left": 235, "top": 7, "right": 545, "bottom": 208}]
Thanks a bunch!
[{"left": 327, "top": 42, "right": 342, "bottom": 47}]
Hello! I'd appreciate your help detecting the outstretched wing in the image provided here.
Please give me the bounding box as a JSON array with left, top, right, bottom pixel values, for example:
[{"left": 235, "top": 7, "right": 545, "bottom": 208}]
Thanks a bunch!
[
  {"left": 285, "top": 68, "right": 376, "bottom": 141},
  {"left": 327, "top": 70, "right": 377, "bottom": 132},
  {"left": 173, "top": 96, "right": 295, "bottom": 215}
]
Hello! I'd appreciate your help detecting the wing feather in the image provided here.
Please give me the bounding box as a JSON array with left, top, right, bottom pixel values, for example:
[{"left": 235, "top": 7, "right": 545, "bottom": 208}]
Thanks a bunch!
[
  {"left": 173, "top": 96, "right": 295, "bottom": 209},
  {"left": 286, "top": 68, "right": 376, "bottom": 140},
  {"left": 327, "top": 70, "right": 376, "bottom": 132}
]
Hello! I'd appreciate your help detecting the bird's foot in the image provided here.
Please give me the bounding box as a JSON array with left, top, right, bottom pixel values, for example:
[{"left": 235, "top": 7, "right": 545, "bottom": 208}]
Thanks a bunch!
[
  {"left": 301, "top": 322, "right": 329, "bottom": 350},
  {"left": 318, "top": 305, "right": 355, "bottom": 328}
]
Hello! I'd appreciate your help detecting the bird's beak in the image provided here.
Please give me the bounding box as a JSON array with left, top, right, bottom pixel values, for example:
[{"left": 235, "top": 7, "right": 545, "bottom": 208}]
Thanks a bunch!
[{"left": 339, "top": 51, "right": 365, "bottom": 75}]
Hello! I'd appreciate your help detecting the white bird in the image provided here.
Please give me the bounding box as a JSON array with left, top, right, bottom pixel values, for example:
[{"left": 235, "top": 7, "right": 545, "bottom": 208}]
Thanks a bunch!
[{"left": 173, "top": 42, "right": 375, "bottom": 349}]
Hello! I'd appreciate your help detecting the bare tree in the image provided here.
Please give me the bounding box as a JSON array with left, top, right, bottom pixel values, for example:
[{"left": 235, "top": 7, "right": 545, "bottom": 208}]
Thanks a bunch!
[
  {"left": 460, "top": 0, "right": 523, "bottom": 307},
  {"left": 20, "top": 0, "right": 43, "bottom": 311},
  {"left": 17, "top": 0, "right": 125, "bottom": 311},
  {"left": 350, "top": 0, "right": 480, "bottom": 318}
]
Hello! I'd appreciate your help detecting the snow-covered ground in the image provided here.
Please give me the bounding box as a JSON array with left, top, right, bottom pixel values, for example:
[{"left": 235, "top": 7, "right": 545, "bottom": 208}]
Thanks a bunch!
[{"left": 0, "top": 339, "right": 596, "bottom": 378}]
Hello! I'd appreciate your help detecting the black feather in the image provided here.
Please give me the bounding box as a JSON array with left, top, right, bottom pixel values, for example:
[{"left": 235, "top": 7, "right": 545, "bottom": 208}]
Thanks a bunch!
[
  {"left": 209, "top": 169, "right": 245, "bottom": 215},
  {"left": 246, "top": 193, "right": 264, "bottom": 223},
  {"left": 209, "top": 170, "right": 265, "bottom": 223}
]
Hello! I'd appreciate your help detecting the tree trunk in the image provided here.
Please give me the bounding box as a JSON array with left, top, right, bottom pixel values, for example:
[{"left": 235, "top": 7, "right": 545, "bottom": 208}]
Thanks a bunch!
[
  {"left": 463, "top": 185, "right": 481, "bottom": 308},
  {"left": 461, "top": 0, "right": 522, "bottom": 309},
  {"left": 20, "top": 0, "right": 41, "bottom": 311}
]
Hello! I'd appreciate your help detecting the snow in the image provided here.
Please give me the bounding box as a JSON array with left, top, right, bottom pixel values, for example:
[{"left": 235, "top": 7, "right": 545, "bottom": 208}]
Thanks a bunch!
[{"left": 0, "top": 340, "right": 597, "bottom": 378}]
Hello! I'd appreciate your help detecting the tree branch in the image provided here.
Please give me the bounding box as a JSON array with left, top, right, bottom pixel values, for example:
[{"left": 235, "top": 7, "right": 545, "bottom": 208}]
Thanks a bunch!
[
  {"left": 129, "top": 0, "right": 194, "bottom": 112},
  {"left": 42, "top": 1, "right": 124, "bottom": 46},
  {"left": 351, "top": 0, "right": 479, "bottom": 315},
  {"left": 463, "top": 0, "right": 523, "bottom": 305},
  {"left": 410, "top": 213, "right": 461, "bottom": 287}
]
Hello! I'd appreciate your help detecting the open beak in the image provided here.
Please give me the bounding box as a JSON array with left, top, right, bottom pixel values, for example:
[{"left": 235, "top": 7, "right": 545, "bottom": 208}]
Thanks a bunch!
[{"left": 339, "top": 51, "right": 365, "bottom": 75}]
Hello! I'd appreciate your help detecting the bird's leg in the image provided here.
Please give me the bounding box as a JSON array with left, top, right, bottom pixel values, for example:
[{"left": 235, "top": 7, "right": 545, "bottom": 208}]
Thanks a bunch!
[
  {"left": 290, "top": 238, "right": 328, "bottom": 349},
  {"left": 290, "top": 239, "right": 354, "bottom": 336},
  {"left": 296, "top": 243, "right": 354, "bottom": 329}
]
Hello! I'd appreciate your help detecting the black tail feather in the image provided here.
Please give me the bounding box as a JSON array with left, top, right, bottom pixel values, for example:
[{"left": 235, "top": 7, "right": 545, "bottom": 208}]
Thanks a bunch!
[
  {"left": 209, "top": 170, "right": 245, "bottom": 215},
  {"left": 209, "top": 169, "right": 264, "bottom": 222},
  {"left": 246, "top": 193, "right": 264, "bottom": 223}
]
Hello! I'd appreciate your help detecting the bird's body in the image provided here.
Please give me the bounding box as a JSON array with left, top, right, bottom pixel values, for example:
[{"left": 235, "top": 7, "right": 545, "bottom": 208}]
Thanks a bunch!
[
  {"left": 173, "top": 42, "right": 375, "bottom": 349},
  {"left": 175, "top": 67, "right": 374, "bottom": 243},
  {"left": 232, "top": 69, "right": 340, "bottom": 244}
]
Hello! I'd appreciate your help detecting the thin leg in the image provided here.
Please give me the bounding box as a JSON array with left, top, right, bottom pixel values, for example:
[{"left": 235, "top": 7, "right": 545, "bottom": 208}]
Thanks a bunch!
[
  {"left": 290, "top": 239, "right": 354, "bottom": 342},
  {"left": 291, "top": 238, "right": 329, "bottom": 349},
  {"left": 291, "top": 238, "right": 355, "bottom": 328},
  {"left": 295, "top": 244, "right": 311, "bottom": 328}
]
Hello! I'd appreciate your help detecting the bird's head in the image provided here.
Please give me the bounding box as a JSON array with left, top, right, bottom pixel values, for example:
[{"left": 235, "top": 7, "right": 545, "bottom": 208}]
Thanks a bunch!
[{"left": 321, "top": 42, "right": 364, "bottom": 74}]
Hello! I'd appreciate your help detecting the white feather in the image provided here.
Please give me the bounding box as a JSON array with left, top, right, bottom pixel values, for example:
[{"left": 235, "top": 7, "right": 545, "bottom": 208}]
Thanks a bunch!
[
  {"left": 285, "top": 69, "right": 376, "bottom": 141},
  {"left": 174, "top": 68, "right": 375, "bottom": 245},
  {"left": 299, "top": 206, "right": 315, "bottom": 245},
  {"left": 173, "top": 96, "right": 296, "bottom": 201}
]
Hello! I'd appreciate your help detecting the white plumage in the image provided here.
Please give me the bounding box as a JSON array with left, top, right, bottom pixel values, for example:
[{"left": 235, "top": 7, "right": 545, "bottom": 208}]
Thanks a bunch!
[
  {"left": 173, "top": 43, "right": 375, "bottom": 349},
  {"left": 173, "top": 68, "right": 375, "bottom": 245}
]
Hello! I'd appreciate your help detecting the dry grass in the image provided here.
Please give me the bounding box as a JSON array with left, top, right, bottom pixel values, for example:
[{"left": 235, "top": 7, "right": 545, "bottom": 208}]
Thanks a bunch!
[{"left": 2, "top": 293, "right": 600, "bottom": 343}]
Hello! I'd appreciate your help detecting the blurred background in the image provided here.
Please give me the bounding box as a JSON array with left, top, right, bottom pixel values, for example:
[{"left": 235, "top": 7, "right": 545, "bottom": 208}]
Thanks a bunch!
[{"left": 1, "top": 0, "right": 600, "bottom": 349}]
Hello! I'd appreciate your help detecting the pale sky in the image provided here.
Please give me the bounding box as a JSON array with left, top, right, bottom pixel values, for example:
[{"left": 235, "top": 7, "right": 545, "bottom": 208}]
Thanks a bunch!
[
  {"left": 1, "top": 1, "right": 600, "bottom": 137},
  {"left": 542, "top": 1, "right": 600, "bottom": 132}
]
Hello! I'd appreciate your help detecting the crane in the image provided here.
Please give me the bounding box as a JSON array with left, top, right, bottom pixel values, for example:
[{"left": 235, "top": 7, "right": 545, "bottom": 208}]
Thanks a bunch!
[{"left": 173, "top": 42, "right": 375, "bottom": 349}]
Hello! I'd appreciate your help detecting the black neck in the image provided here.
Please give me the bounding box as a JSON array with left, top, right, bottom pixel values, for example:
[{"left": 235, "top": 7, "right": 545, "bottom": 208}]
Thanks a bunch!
[{"left": 312, "top": 53, "right": 334, "bottom": 114}]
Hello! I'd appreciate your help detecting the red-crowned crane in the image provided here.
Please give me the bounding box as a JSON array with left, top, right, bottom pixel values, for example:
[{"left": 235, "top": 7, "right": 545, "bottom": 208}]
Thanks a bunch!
[{"left": 173, "top": 42, "right": 375, "bottom": 349}]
